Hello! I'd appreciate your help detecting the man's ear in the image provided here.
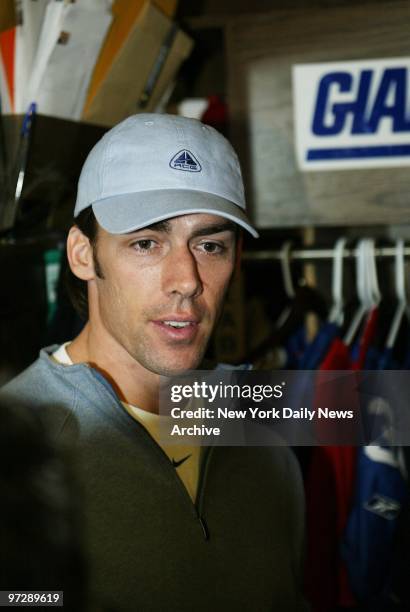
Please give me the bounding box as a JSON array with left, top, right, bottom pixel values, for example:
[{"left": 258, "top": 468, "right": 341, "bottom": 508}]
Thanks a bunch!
[{"left": 66, "top": 226, "right": 96, "bottom": 281}]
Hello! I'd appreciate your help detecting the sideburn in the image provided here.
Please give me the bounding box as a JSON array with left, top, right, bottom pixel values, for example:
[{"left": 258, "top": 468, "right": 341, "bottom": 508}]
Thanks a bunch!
[{"left": 92, "top": 246, "right": 105, "bottom": 280}]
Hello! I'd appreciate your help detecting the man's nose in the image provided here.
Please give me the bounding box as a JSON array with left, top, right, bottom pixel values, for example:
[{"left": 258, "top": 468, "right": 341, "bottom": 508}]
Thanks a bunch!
[{"left": 162, "top": 246, "right": 203, "bottom": 299}]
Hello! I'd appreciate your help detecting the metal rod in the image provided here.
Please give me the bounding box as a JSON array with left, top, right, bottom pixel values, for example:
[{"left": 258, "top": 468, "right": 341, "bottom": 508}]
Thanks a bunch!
[{"left": 243, "top": 246, "right": 410, "bottom": 261}]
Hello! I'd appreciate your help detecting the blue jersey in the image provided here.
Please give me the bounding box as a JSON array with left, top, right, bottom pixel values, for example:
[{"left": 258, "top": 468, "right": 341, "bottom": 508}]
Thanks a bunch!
[{"left": 342, "top": 446, "right": 408, "bottom": 603}]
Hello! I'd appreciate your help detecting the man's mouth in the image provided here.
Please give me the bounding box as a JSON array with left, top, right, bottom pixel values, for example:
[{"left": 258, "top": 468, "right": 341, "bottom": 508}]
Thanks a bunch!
[
  {"left": 151, "top": 316, "right": 201, "bottom": 341},
  {"left": 163, "top": 321, "right": 196, "bottom": 328}
]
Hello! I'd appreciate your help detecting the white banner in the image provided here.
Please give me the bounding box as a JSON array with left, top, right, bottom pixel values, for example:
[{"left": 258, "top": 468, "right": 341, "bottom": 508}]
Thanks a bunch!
[{"left": 292, "top": 57, "right": 410, "bottom": 171}]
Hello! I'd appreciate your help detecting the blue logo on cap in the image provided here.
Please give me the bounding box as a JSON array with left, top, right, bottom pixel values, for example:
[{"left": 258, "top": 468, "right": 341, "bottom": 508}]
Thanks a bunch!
[{"left": 170, "top": 150, "right": 201, "bottom": 172}]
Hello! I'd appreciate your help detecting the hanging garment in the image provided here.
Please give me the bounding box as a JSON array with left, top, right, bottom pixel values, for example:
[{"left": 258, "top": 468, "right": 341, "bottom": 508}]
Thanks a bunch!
[
  {"left": 284, "top": 324, "right": 308, "bottom": 369},
  {"left": 361, "top": 302, "right": 395, "bottom": 369},
  {"left": 343, "top": 331, "right": 409, "bottom": 608},
  {"left": 285, "top": 321, "right": 342, "bottom": 477},
  {"left": 342, "top": 445, "right": 408, "bottom": 607},
  {"left": 305, "top": 307, "right": 379, "bottom": 611},
  {"left": 246, "top": 285, "right": 328, "bottom": 365},
  {"left": 299, "top": 321, "right": 341, "bottom": 370},
  {"left": 388, "top": 447, "right": 410, "bottom": 608}
]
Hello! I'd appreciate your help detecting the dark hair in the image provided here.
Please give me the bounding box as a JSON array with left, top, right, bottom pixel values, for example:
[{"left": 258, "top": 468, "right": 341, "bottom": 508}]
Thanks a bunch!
[{"left": 65, "top": 208, "right": 99, "bottom": 321}]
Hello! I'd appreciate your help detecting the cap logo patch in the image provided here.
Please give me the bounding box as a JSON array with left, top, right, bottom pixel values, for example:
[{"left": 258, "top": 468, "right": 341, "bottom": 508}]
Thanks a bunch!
[{"left": 169, "top": 149, "right": 201, "bottom": 172}]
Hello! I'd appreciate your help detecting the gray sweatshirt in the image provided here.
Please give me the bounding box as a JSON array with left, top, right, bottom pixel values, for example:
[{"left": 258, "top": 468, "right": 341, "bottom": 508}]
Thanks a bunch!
[{"left": 1, "top": 347, "right": 309, "bottom": 612}]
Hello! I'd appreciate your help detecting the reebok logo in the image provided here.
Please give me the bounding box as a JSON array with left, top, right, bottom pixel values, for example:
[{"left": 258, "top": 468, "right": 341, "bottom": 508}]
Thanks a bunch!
[
  {"left": 364, "top": 494, "right": 401, "bottom": 520},
  {"left": 170, "top": 150, "right": 201, "bottom": 172}
]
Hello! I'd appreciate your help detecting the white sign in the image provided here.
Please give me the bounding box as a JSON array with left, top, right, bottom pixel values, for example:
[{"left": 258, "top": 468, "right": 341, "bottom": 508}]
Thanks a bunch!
[{"left": 292, "top": 57, "right": 410, "bottom": 171}]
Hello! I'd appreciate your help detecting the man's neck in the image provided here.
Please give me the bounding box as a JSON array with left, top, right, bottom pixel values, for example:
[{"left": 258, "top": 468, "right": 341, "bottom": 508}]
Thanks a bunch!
[{"left": 68, "top": 322, "right": 161, "bottom": 414}]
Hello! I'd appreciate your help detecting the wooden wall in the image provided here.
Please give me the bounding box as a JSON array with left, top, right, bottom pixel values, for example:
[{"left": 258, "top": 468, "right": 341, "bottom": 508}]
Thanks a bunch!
[{"left": 226, "top": 0, "right": 410, "bottom": 228}]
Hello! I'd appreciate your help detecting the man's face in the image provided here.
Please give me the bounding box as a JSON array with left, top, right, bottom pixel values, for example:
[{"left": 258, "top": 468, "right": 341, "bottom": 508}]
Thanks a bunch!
[{"left": 90, "top": 213, "right": 237, "bottom": 376}]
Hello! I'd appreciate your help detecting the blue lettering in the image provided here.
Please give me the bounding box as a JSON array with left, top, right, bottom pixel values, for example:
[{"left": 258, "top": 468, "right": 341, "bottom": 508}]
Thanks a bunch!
[
  {"left": 367, "top": 68, "right": 410, "bottom": 133},
  {"left": 312, "top": 72, "right": 352, "bottom": 135},
  {"left": 351, "top": 71, "right": 373, "bottom": 134},
  {"left": 312, "top": 71, "right": 373, "bottom": 136},
  {"left": 312, "top": 67, "right": 410, "bottom": 137}
]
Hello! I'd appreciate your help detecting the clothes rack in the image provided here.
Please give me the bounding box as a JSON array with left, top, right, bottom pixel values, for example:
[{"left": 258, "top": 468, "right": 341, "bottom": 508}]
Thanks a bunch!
[{"left": 243, "top": 246, "right": 410, "bottom": 261}]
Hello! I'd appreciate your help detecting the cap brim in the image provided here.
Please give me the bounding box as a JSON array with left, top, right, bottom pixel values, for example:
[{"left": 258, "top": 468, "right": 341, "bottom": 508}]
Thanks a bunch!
[{"left": 91, "top": 189, "right": 259, "bottom": 238}]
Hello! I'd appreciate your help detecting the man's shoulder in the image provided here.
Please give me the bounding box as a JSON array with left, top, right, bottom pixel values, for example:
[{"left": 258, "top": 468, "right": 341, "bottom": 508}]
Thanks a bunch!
[
  {"left": 1, "top": 346, "right": 62, "bottom": 400},
  {"left": 0, "top": 347, "right": 85, "bottom": 438}
]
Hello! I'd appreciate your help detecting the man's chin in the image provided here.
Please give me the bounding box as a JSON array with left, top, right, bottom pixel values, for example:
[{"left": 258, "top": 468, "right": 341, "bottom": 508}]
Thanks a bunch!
[
  {"left": 150, "top": 360, "right": 201, "bottom": 378},
  {"left": 146, "top": 350, "right": 206, "bottom": 377}
]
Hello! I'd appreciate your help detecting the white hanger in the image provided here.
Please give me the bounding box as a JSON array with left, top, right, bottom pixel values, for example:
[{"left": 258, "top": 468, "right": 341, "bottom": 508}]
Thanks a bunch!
[
  {"left": 274, "top": 241, "right": 295, "bottom": 330},
  {"left": 344, "top": 239, "right": 380, "bottom": 345},
  {"left": 280, "top": 241, "right": 295, "bottom": 299},
  {"left": 364, "top": 238, "right": 381, "bottom": 308},
  {"left": 328, "top": 237, "right": 347, "bottom": 326},
  {"left": 344, "top": 239, "right": 367, "bottom": 346},
  {"left": 386, "top": 240, "right": 406, "bottom": 350}
]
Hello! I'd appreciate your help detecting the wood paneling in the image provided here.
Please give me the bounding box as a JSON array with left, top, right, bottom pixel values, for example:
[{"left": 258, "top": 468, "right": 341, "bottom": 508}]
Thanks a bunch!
[{"left": 227, "top": 0, "right": 410, "bottom": 228}]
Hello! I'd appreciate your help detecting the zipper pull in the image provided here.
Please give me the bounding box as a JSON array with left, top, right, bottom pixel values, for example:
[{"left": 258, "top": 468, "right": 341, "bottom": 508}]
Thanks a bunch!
[{"left": 198, "top": 515, "right": 209, "bottom": 541}]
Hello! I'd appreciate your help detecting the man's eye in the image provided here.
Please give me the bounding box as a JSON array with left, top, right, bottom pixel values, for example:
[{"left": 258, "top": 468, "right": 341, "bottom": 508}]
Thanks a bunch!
[
  {"left": 200, "top": 242, "right": 225, "bottom": 254},
  {"left": 132, "top": 239, "right": 156, "bottom": 251}
]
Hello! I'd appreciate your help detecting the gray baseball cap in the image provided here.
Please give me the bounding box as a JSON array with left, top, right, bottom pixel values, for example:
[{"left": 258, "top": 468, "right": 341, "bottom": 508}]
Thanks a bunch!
[{"left": 74, "top": 113, "right": 259, "bottom": 238}]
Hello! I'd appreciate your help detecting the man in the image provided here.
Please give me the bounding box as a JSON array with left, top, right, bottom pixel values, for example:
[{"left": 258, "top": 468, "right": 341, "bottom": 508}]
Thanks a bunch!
[{"left": 1, "top": 114, "right": 307, "bottom": 611}]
